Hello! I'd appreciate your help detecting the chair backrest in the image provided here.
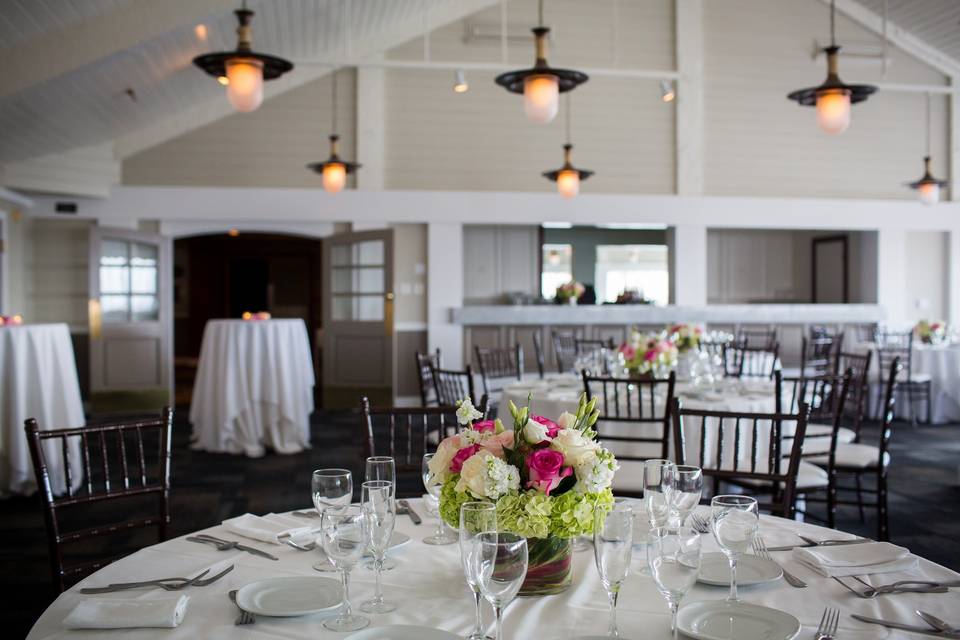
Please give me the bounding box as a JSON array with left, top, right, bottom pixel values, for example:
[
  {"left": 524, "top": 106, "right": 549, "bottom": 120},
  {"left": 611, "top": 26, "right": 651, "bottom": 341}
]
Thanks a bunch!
[
  {"left": 723, "top": 341, "right": 780, "bottom": 379},
  {"left": 671, "top": 398, "right": 810, "bottom": 518},
  {"left": 801, "top": 334, "right": 839, "bottom": 376},
  {"left": 575, "top": 338, "right": 614, "bottom": 355},
  {"left": 736, "top": 326, "right": 777, "bottom": 349},
  {"left": 877, "top": 357, "right": 903, "bottom": 471},
  {"left": 875, "top": 330, "right": 913, "bottom": 383},
  {"left": 835, "top": 350, "right": 872, "bottom": 439},
  {"left": 24, "top": 408, "right": 174, "bottom": 592},
  {"left": 552, "top": 331, "right": 577, "bottom": 373},
  {"left": 431, "top": 363, "right": 478, "bottom": 406},
  {"left": 582, "top": 370, "right": 676, "bottom": 461},
  {"left": 474, "top": 344, "right": 523, "bottom": 395},
  {"left": 776, "top": 370, "right": 852, "bottom": 465},
  {"left": 697, "top": 334, "right": 731, "bottom": 361},
  {"left": 855, "top": 323, "right": 878, "bottom": 344},
  {"left": 532, "top": 331, "right": 546, "bottom": 378},
  {"left": 415, "top": 349, "right": 441, "bottom": 406}
]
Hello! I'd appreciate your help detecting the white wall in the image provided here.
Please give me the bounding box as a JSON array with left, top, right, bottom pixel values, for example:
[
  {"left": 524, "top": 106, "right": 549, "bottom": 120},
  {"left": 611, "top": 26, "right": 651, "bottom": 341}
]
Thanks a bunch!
[
  {"left": 26, "top": 218, "right": 92, "bottom": 330},
  {"left": 462, "top": 225, "right": 540, "bottom": 304},
  {"left": 905, "top": 230, "right": 948, "bottom": 323}
]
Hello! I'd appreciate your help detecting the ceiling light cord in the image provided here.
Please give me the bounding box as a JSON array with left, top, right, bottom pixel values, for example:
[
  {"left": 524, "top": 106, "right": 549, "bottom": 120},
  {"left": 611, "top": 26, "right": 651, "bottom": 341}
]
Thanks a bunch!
[
  {"left": 565, "top": 93, "right": 572, "bottom": 146},
  {"left": 331, "top": 68, "right": 338, "bottom": 135},
  {"left": 830, "top": 0, "right": 837, "bottom": 48},
  {"left": 538, "top": 0, "right": 545, "bottom": 29},
  {"left": 925, "top": 91, "right": 931, "bottom": 157}
]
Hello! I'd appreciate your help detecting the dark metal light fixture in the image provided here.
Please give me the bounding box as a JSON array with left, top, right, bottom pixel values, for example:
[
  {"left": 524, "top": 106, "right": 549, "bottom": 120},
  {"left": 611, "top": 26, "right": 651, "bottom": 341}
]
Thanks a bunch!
[
  {"left": 193, "top": 1, "right": 294, "bottom": 112},
  {"left": 495, "top": 0, "right": 587, "bottom": 124},
  {"left": 307, "top": 70, "right": 361, "bottom": 194},
  {"left": 907, "top": 93, "right": 947, "bottom": 205},
  {"left": 786, "top": 0, "right": 876, "bottom": 134},
  {"left": 543, "top": 95, "right": 593, "bottom": 199}
]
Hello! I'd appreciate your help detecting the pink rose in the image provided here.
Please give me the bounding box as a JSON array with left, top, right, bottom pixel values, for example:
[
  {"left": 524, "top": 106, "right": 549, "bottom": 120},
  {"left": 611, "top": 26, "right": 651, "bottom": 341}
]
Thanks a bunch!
[
  {"left": 644, "top": 349, "right": 656, "bottom": 361},
  {"left": 450, "top": 444, "right": 481, "bottom": 473},
  {"left": 526, "top": 449, "right": 572, "bottom": 495},
  {"left": 472, "top": 419, "right": 496, "bottom": 433},
  {"left": 530, "top": 415, "right": 561, "bottom": 438},
  {"left": 619, "top": 344, "right": 636, "bottom": 361},
  {"left": 480, "top": 430, "right": 514, "bottom": 458}
]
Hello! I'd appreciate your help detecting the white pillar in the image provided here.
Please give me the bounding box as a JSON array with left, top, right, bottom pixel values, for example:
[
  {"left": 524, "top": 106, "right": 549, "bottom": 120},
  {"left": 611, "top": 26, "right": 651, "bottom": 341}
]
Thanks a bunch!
[
  {"left": 668, "top": 224, "right": 707, "bottom": 305},
  {"left": 676, "top": 0, "right": 704, "bottom": 196},
  {"left": 876, "top": 228, "right": 907, "bottom": 328},
  {"left": 948, "top": 230, "right": 960, "bottom": 325},
  {"left": 355, "top": 65, "right": 385, "bottom": 190},
  {"left": 427, "top": 222, "right": 464, "bottom": 368}
]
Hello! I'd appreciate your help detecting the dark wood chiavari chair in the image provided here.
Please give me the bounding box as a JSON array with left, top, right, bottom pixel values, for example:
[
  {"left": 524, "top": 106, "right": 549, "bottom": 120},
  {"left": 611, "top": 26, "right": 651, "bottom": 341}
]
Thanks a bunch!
[
  {"left": 834, "top": 350, "right": 872, "bottom": 443},
  {"left": 474, "top": 344, "right": 524, "bottom": 397},
  {"left": 671, "top": 398, "right": 811, "bottom": 518},
  {"left": 575, "top": 337, "right": 615, "bottom": 356},
  {"left": 875, "top": 330, "right": 930, "bottom": 424},
  {"left": 582, "top": 371, "right": 676, "bottom": 497},
  {"left": 722, "top": 341, "right": 780, "bottom": 379},
  {"left": 552, "top": 330, "right": 578, "bottom": 373},
  {"left": 532, "top": 331, "right": 546, "bottom": 378},
  {"left": 430, "top": 363, "right": 478, "bottom": 406},
  {"left": 736, "top": 326, "right": 778, "bottom": 349},
  {"left": 24, "top": 408, "right": 174, "bottom": 592},
  {"left": 415, "top": 349, "right": 442, "bottom": 406},
  {"left": 800, "top": 333, "right": 841, "bottom": 377}
]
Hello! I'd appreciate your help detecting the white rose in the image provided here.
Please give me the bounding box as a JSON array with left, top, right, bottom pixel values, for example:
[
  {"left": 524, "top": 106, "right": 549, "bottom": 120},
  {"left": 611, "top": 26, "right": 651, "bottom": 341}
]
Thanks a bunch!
[
  {"left": 557, "top": 412, "right": 577, "bottom": 430},
  {"left": 456, "top": 450, "right": 520, "bottom": 500},
  {"left": 523, "top": 420, "right": 549, "bottom": 444},
  {"left": 550, "top": 428, "right": 600, "bottom": 467},
  {"left": 427, "top": 435, "right": 461, "bottom": 485}
]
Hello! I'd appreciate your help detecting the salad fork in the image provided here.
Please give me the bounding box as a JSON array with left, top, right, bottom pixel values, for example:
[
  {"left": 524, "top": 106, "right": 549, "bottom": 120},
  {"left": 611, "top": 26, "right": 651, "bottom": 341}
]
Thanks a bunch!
[
  {"left": 79, "top": 565, "right": 234, "bottom": 594},
  {"left": 833, "top": 575, "right": 948, "bottom": 598},
  {"left": 689, "top": 512, "right": 711, "bottom": 534},
  {"left": 751, "top": 536, "right": 806, "bottom": 588},
  {"left": 229, "top": 590, "right": 255, "bottom": 625},
  {"left": 816, "top": 606, "right": 839, "bottom": 640}
]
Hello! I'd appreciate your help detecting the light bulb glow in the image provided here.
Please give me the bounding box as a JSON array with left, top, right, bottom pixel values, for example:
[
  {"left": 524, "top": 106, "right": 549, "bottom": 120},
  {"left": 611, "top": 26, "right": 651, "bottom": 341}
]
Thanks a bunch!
[
  {"left": 226, "top": 57, "right": 264, "bottom": 112},
  {"left": 815, "top": 88, "right": 851, "bottom": 135},
  {"left": 523, "top": 74, "right": 559, "bottom": 123},
  {"left": 918, "top": 182, "right": 940, "bottom": 206},
  {"left": 322, "top": 163, "right": 347, "bottom": 194},
  {"left": 453, "top": 70, "right": 469, "bottom": 93},
  {"left": 556, "top": 169, "right": 580, "bottom": 199},
  {"left": 217, "top": 75, "right": 230, "bottom": 86}
]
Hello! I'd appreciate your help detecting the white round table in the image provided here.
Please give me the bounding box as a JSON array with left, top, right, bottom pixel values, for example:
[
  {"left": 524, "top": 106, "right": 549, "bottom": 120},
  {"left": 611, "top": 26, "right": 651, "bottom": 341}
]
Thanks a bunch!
[
  {"left": 27, "top": 499, "right": 960, "bottom": 639},
  {"left": 913, "top": 344, "right": 960, "bottom": 423},
  {"left": 189, "top": 319, "right": 315, "bottom": 457},
  {"left": 0, "top": 323, "right": 84, "bottom": 496}
]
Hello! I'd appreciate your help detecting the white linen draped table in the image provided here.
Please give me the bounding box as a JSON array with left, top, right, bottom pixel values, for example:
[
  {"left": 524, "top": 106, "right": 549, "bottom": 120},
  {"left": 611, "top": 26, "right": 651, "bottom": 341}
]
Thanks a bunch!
[
  {"left": 27, "top": 499, "right": 960, "bottom": 639},
  {"left": 0, "top": 323, "right": 84, "bottom": 496},
  {"left": 189, "top": 319, "right": 314, "bottom": 457}
]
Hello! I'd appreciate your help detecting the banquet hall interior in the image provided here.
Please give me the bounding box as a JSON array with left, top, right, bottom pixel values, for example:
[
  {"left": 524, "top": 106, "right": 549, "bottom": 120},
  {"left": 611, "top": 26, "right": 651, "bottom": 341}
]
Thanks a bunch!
[{"left": 2, "top": 0, "right": 960, "bottom": 638}]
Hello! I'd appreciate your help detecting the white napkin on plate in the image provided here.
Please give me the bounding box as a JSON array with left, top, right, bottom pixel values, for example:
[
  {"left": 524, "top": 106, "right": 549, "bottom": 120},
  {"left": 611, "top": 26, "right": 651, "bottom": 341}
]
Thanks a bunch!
[
  {"left": 222, "top": 512, "right": 313, "bottom": 544},
  {"left": 793, "top": 541, "right": 917, "bottom": 577},
  {"left": 63, "top": 594, "right": 189, "bottom": 629}
]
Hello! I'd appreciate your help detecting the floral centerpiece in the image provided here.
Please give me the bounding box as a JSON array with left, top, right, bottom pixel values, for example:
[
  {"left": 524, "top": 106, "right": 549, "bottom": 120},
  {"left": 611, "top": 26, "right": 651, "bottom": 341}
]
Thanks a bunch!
[
  {"left": 555, "top": 281, "right": 585, "bottom": 305},
  {"left": 618, "top": 329, "right": 678, "bottom": 377},
  {"left": 429, "top": 396, "right": 616, "bottom": 596},
  {"left": 667, "top": 323, "right": 702, "bottom": 353},
  {"left": 0, "top": 314, "right": 23, "bottom": 326},
  {"left": 915, "top": 319, "right": 946, "bottom": 345},
  {"left": 241, "top": 311, "right": 271, "bottom": 321}
]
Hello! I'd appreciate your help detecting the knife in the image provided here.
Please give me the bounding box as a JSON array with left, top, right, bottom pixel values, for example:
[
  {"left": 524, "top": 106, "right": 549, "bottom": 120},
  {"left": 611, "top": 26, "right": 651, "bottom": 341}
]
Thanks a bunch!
[
  {"left": 852, "top": 614, "right": 960, "bottom": 638},
  {"left": 766, "top": 538, "right": 871, "bottom": 552},
  {"left": 188, "top": 535, "right": 280, "bottom": 561},
  {"left": 397, "top": 499, "right": 422, "bottom": 524},
  {"left": 917, "top": 611, "right": 960, "bottom": 634}
]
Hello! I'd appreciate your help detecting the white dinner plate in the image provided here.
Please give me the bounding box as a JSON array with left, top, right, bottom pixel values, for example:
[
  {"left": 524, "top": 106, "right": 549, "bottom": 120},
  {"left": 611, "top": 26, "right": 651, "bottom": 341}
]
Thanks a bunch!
[
  {"left": 236, "top": 576, "right": 341, "bottom": 617},
  {"left": 697, "top": 552, "right": 783, "bottom": 586},
  {"left": 676, "top": 601, "right": 801, "bottom": 640},
  {"left": 344, "top": 625, "right": 461, "bottom": 640}
]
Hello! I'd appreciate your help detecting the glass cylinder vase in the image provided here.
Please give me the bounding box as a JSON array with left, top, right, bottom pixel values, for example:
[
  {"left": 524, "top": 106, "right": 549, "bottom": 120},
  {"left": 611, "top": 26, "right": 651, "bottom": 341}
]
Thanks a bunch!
[{"left": 518, "top": 536, "right": 572, "bottom": 596}]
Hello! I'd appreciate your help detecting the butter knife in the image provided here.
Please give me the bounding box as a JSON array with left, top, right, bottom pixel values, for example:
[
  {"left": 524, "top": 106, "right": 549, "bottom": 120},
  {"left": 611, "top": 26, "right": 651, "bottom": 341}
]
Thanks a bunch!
[
  {"left": 397, "top": 499, "right": 422, "bottom": 524},
  {"left": 852, "top": 614, "right": 960, "bottom": 638},
  {"left": 766, "top": 538, "right": 871, "bottom": 552}
]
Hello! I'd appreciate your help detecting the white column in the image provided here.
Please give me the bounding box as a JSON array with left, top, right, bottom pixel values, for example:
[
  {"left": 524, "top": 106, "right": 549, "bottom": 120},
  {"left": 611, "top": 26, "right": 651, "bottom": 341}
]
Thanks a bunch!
[
  {"left": 427, "top": 222, "right": 464, "bottom": 368},
  {"left": 675, "top": 0, "right": 704, "bottom": 196},
  {"left": 355, "top": 65, "right": 385, "bottom": 190},
  {"left": 668, "top": 224, "right": 707, "bottom": 305},
  {"left": 950, "top": 75, "right": 959, "bottom": 200},
  {"left": 876, "top": 228, "right": 907, "bottom": 328},
  {"left": 948, "top": 230, "right": 960, "bottom": 325}
]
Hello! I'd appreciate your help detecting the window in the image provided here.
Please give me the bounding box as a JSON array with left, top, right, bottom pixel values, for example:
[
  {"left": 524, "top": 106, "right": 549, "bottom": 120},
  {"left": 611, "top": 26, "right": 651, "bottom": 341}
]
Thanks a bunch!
[
  {"left": 331, "top": 239, "right": 386, "bottom": 321},
  {"left": 99, "top": 239, "right": 159, "bottom": 322},
  {"left": 595, "top": 245, "right": 669, "bottom": 305},
  {"left": 541, "top": 244, "right": 573, "bottom": 299}
]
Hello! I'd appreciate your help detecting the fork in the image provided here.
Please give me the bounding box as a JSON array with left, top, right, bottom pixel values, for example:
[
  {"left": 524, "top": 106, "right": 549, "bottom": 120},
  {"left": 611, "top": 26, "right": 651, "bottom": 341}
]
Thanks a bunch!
[
  {"left": 229, "top": 589, "right": 256, "bottom": 625},
  {"left": 689, "top": 512, "right": 711, "bottom": 534},
  {"left": 284, "top": 538, "right": 317, "bottom": 551},
  {"left": 79, "top": 565, "right": 233, "bottom": 594},
  {"left": 833, "top": 575, "right": 949, "bottom": 598},
  {"left": 752, "top": 536, "right": 806, "bottom": 588},
  {"left": 850, "top": 575, "right": 951, "bottom": 597},
  {"left": 816, "top": 606, "right": 839, "bottom": 640}
]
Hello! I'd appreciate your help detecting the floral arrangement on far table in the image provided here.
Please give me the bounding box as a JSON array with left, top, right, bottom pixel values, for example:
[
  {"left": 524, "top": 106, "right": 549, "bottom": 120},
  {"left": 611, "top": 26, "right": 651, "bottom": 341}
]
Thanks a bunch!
[
  {"left": 554, "top": 281, "right": 585, "bottom": 304},
  {"left": 667, "top": 323, "right": 702, "bottom": 353},
  {"left": 618, "top": 329, "right": 678, "bottom": 376},
  {"left": 429, "top": 396, "right": 616, "bottom": 595},
  {"left": 241, "top": 311, "right": 272, "bottom": 321},
  {"left": 914, "top": 320, "right": 946, "bottom": 345},
  {"left": 0, "top": 314, "right": 23, "bottom": 326}
]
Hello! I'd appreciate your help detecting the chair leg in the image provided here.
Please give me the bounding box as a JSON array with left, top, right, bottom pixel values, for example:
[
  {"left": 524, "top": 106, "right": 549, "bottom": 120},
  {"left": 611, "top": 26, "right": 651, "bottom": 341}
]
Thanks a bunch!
[
  {"left": 854, "top": 473, "right": 866, "bottom": 523},
  {"left": 827, "top": 473, "right": 837, "bottom": 529},
  {"left": 878, "top": 473, "right": 889, "bottom": 542},
  {"left": 907, "top": 383, "right": 916, "bottom": 426},
  {"left": 925, "top": 383, "right": 932, "bottom": 424}
]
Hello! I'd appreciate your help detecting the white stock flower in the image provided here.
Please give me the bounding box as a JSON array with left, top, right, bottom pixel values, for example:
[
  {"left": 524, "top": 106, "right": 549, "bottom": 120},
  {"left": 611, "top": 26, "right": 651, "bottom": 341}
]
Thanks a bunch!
[
  {"left": 550, "top": 428, "right": 601, "bottom": 466},
  {"left": 456, "top": 398, "right": 483, "bottom": 426},
  {"left": 523, "top": 420, "right": 550, "bottom": 444},
  {"left": 427, "top": 435, "right": 461, "bottom": 485},
  {"left": 456, "top": 450, "right": 520, "bottom": 500},
  {"left": 557, "top": 412, "right": 578, "bottom": 430},
  {"left": 574, "top": 452, "right": 619, "bottom": 493}
]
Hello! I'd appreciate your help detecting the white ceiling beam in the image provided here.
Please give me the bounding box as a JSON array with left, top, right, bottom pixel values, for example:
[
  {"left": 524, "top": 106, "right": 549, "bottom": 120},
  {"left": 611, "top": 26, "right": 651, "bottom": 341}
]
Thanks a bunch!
[
  {"left": 293, "top": 58, "right": 679, "bottom": 80},
  {"left": 0, "top": 0, "right": 237, "bottom": 101},
  {"left": 675, "top": 0, "right": 704, "bottom": 196},
  {"left": 0, "top": 143, "right": 119, "bottom": 199}
]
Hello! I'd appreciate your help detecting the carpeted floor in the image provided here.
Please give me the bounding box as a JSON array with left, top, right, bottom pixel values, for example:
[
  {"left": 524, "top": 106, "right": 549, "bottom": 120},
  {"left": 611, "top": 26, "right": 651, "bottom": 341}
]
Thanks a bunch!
[{"left": 3, "top": 408, "right": 958, "bottom": 637}]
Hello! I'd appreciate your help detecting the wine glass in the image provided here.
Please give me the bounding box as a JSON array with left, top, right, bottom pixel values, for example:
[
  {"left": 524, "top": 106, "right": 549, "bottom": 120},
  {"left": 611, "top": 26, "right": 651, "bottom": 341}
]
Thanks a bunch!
[
  {"left": 669, "top": 465, "right": 703, "bottom": 528},
  {"left": 630, "top": 498, "right": 654, "bottom": 577},
  {"left": 475, "top": 532, "right": 528, "bottom": 640},
  {"left": 644, "top": 459, "right": 675, "bottom": 529},
  {"left": 422, "top": 453, "right": 457, "bottom": 545},
  {"left": 364, "top": 456, "right": 397, "bottom": 571},
  {"left": 711, "top": 495, "right": 759, "bottom": 603},
  {"left": 312, "top": 468, "right": 353, "bottom": 572},
  {"left": 360, "top": 481, "right": 396, "bottom": 614},
  {"left": 594, "top": 500, "right": 633, "bottom": 638},
  {"left": 649, "top": 526, "right": 702, "bottom": 638},
  {"left": 320, "top": 505, "right": 370, "bottom": 632},
  {"left": 460, "top": 502, "right": 497, "bottom": 640}
]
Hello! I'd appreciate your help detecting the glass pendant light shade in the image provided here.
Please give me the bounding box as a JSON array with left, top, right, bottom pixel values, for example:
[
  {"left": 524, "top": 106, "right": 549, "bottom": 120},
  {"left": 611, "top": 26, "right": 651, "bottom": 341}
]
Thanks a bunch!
[
  {"left": 226, "top": 58, "right": 264, "bottom": 112},
  {"left": 524, "top": 74, "right": 560, "bottom": 123},
  {"left": 556, "top": 169, "right": 580, "bottom": 198},
  {"left": 815, "top": 88, "right": 851, "bottom": 135},
  {"left": 322, "top": 163, "right": 347, "bottom": 194},
  {"left": 918, "top": 181, "right": 940, "bottom": 206}
]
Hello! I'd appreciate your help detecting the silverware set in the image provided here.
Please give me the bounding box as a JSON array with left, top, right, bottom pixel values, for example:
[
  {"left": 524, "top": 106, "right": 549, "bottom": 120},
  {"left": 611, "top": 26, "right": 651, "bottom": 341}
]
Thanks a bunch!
[
  {"left": 229, "top": 589, "right": 255, "bottom": 625},
  {"left": 80, "top": 564, "right": 234, "bottom": 594},
  {"left": 833, "top": 574, "right": 951, "bottom": 598},
  {"left": 751, "top": 535, "right": 806, "bottom": 588},
  {"left": 186, "top": 534, "right": 279, "bottom": 560}
]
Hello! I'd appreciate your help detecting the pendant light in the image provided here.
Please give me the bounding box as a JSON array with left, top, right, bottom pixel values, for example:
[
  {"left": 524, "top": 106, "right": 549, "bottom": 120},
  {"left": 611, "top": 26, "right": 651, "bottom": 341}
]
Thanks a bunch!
[
  {"left": 543, "top": 95, "right": 593, "bottom": 199},
  {"left": 307, "top": 70, "right": 361, "bottom": 194},
  {"left": 786, "top": 0, "right": 876, "bottom": 134},
  {"left": 193, "top": 1, "right": 294, "bottom": 113},
  {"left": 906, "top": 93, "right": 947, "bottom": 205},
  {"left": 495, "top": 0, "right": 588, "bottom": 124}
]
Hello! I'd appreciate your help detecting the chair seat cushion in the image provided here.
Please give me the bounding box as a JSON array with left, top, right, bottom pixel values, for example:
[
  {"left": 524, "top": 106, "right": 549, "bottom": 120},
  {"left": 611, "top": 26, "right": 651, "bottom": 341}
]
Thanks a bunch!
[
  {"left": 803, "top": 422, "right": 857, "bottom": 445},
  {"left": 837, "top": 427, "right": 857, "bottom": 444},
  {"left": 733, "top": 461, "right": 829, "bottom": 490},
  {"left": 808, "top": 443, "right": 889, "bottom": 469},
  {"left": 908, "top": 373, "right": 932, "bottom": 384}
]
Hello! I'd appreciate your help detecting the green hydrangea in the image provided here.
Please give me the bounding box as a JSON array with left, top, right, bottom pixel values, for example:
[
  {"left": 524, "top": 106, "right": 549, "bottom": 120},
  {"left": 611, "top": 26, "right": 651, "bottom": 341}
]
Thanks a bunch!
[
  {"left": 550, "top": 488, "right": 615, "bottom": 538},
  {"left": 439, "top": 475, "right": 476, "bottom": 528}
]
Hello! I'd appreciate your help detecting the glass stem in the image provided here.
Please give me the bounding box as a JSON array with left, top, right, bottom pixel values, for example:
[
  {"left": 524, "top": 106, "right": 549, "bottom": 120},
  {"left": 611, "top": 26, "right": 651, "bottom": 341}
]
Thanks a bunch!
[
  {"left": 340, "top": 568, "right": 352, "bottom": 618},
  {"left": 728, "top": 554, "right": 739, "bottom": 602},
  {"left": 435, "top": 517, "right": 444, "bottom": 539},
  {"left": 473, "top": 589, "right": 484, "bottom": 636},
  {"left": 373, "top": 557, "right": 384, "bottom": 604},
  {"left": 669, "top": 601, "right": 679, "bottom": 639},
  {"left": 493, "top": 604, "right": 504, "bottom": 640},
  {"left": 607, "top": 588, "right": 620, "bottom": 636}
]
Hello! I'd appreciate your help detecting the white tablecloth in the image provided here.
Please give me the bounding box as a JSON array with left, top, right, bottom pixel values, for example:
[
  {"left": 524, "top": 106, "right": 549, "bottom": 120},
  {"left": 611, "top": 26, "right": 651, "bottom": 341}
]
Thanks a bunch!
[
  {"left": 26, "top": 500, "right": 960, "bottom": 639},
  {"left": 0, "top": 323, "right": 84, "bottom": 495},
  {"left": 189, "top": 319, "right": 314, "bottom": 457}
]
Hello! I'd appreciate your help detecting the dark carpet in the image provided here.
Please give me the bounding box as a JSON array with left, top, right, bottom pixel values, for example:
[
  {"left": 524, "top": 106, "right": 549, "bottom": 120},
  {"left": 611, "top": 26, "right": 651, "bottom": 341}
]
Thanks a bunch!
[{"left": 2, "top": 409, "right": 958, "bottom": 637}]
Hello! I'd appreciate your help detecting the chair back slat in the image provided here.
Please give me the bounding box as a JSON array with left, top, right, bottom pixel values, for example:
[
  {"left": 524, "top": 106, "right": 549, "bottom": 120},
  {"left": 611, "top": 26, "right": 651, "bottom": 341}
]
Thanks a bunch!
[
  {"left": 474, "top": 344, "right": 523, "bottom": 395},
  {"left": 431, "top": 364, "right": 477, "bottom": 406},
  {"left": 736, "top": 326, "right": 777, "bottom": 349},
  {"left": 723, "top": 341, "right": 779, "bottom": 379},
  {"left": 415, "top": 349, "right": 442, "bottom": 406},
  {"left": 532, "top": 332, "right": 546, "bottom": 378},
  {"left": 552, "top": 330, "right": 578, "bottom": 373},
  {"left": 876, "top": 331, "right": 913, "bottom": 384},
  {"left": 878, "top": 357, "right": 903, "bottom": 464}
]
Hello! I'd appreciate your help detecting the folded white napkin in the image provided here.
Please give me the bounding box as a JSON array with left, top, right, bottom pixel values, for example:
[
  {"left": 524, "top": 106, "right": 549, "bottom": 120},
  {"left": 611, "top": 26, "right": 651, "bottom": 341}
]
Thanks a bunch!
[
  {"left": 793, "top": 541, "right": 917, "bottom": 577},
  {"left": 221, "top": 512, "right": 313, "bottom": 544},
  {"left": 63, "top": 594, "right": 189, "bottom": 629}
]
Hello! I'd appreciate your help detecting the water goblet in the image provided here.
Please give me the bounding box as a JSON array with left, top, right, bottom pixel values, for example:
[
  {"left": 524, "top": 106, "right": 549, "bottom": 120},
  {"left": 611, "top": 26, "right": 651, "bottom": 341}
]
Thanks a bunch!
[
  {"left": 422, "top": 453, "right": 457, "bottom": 545},
  {"left": 459, "top": 502, "right": 497, "bottom": 640},
  {"left": 711, "top": 495, "right": 759, "bottom": 603},
  {"left": 644, "top": 459, "right": 676, "bottom": 529},
  {"left": 594, "top": 501, "right": 634, "bottom": 637},
  {"left": 669, "top": 465, "right": 703, "bottom": 528},
  {"left": 629, "top": 498, "right": 654, "bottom": 576},
  {"left": 312, "top": 468, "right": 353, "bottom": 572},
  {"left": 475, "top": 532, "right": 528, "bottom": 640},
  {"left": 320, "top": 505, "right": 370, "bottom": 632},
  {"left": 360, "top": 481, "right": 397, "bottom": 613},
  {"left": 364, "top": 457, "right": 397, "bottom": 571},
  {"left": 649, "top": 526, "right": 702, "bottom": 638}
]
